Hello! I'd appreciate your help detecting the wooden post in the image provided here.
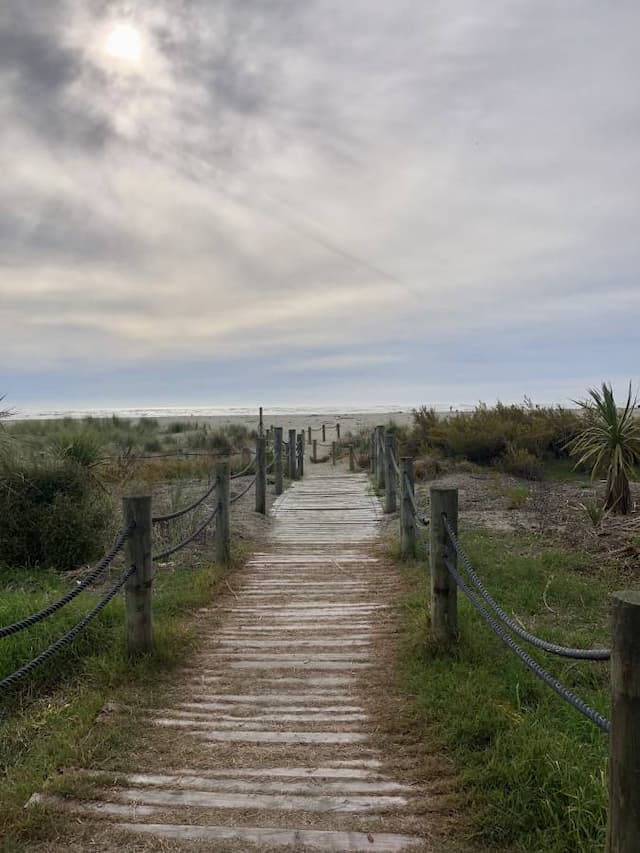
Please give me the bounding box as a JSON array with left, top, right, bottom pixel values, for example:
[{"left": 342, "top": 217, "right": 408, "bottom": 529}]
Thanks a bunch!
[
  {"left": 349, "top": 444, "right": 355, "bottom": 472},
  {"left": 255, "top": 436, "right": 266, "bottom": 514},
  {"left": 308, "top": 426, "right": 312, "bottom": 443},
  {"left": 297, "top": 432, "right": 304, "bottom": 478},
  {"left": 399, "top": 458, "right": 416, "bottom": 560},
  {"left": 322, "top": 423, "right": 326, "bottom": 442},
  {"left": 123, "top": 495, "right": 153, "bottom": 656},
  {"left": 370, "top": 432, "right": 376, "bottom": 474},
  {"left": 288, "top": 429, "right": 297, "bottom": 481},
  {"left": 215, "top": 462, "right": 230, "bottom": 567},
  {"left": 384, "top": 432, "right": 397, "bottom": 513},
  {"left": 336, "top": 423, "right": 341, "bottom": 439},
  {"left": 375, "top": 425, "right": 385, "bottom": 490},
  {"left": 274, "top": 427, "right": 283, "bottom": 495},
  {"left": 430, "top": 487, "right": 458, "bottom": 645},
  {"left": 331, "top": 441, "right": 336, "bottom": 465},
  {"left": 313, "top": 439, "right": 317, "bottom": 463},
  {"left": 607, "top": 591, "right": 640, "bottom": 852},
  {"left": 259, "top": 406, "right": 263, "bottom": 436}
]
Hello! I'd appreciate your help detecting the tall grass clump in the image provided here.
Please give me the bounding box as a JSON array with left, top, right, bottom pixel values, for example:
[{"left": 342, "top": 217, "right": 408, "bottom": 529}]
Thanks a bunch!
[{"left": 0, "top": 457, "right": 114, "bottom": 570}]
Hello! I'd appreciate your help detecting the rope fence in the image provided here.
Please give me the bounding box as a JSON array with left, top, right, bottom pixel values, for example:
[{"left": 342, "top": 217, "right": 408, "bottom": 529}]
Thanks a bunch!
[
  {"left": 365, "top": 424, "right": 639, "bottom": 846},
  {"left": 0, "top": 413, "right": 308, "bottom": 694}
]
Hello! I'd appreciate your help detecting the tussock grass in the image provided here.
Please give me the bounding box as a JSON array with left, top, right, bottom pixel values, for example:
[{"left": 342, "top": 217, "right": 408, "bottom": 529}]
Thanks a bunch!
[{"left": 396, "top": 530, "right": 612, "bottom": 852}]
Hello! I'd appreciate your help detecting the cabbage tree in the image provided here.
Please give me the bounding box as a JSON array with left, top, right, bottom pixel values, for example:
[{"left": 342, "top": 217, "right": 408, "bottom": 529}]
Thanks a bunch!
[{"left": 569, "top": 383, "right": 640, "bottom": 514}]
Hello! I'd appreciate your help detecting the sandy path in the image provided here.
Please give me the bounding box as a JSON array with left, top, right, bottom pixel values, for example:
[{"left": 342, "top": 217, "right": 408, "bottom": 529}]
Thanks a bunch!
[{"left": 30, "top": 463, "right": 444, "bottom": 851}]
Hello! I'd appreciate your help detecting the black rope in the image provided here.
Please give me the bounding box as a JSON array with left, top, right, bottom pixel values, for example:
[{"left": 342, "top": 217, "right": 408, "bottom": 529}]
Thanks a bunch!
[
  {"left": 230, "top": 455, "right": 257, "bottom": 480},
  {"left": 230, "top": 476, "right": 257, "bottom": 505},
  {"left": 152, "top": 481, "right": 217, "bottom": 523},
  {"left": 442, "top": 517, "right": 610, "bottom": 661},
  {"left": 153, "top": 505, "right": 219, "bottom": 561},
  {"left": 0, "top": 525, "right": 133, "bottom": 640},
  {"left": 442, "top": 554, "right": 610, "bottom": 733},
  {"left": 0, "top": 564, "right": 135, "bottom": 692}
]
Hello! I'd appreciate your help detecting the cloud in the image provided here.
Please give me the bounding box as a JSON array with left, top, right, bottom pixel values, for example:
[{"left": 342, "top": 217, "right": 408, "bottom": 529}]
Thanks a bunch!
[{"left": 1, "top": 1, "right": 639, "bottom": 407}]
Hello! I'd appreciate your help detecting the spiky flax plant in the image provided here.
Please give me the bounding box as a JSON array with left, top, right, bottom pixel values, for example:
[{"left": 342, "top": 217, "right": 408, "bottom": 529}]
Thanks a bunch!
[{"left": 569, "top": 382, "right": 640, "bottom": 514}]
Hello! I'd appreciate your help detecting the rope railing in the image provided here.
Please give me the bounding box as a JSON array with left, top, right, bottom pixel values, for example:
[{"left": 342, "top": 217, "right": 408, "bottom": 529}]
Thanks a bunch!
[
  {"left": 441, "top": 552, "right": 610, "bottom": 733},
  {"left": 0, "top": 524, "right": 133, "bottom": 640},
  {"left": 230, "top": 454, "right": 257, "bottom": 480},
  {"left": 442, "top": 516, "right": 610, "bottom": 661},
  {"left": 0, "top": 564, "right": 136, "bottom": 693},
  {"left": 153, "top": 504, "right": 219, "bottom": 562},
  {"left": 230, "top": 475, "right": 257, "bottom": 505},
  {"left": 152, "top": 480, "right": 217, "bottom": 524}
]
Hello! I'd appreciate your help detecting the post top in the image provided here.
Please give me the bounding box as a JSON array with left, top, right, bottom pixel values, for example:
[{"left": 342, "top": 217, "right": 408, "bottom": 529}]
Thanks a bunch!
[{"left": 612, "top": 590, "right": 640, "bottom": 607}]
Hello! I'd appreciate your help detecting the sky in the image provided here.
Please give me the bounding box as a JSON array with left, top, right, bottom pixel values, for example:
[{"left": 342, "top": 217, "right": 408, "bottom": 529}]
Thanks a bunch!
[{"left": 2, "top": 0, "right": 639, "bottom": 414}]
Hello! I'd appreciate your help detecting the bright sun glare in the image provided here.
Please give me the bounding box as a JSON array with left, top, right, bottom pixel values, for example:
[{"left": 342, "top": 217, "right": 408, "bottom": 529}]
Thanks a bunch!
[{"left": 105, "top": 23, "right": 143, "bottom": 64}]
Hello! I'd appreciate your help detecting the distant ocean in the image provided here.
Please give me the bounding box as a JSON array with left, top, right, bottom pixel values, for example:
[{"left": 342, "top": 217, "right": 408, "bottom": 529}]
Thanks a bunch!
[{"left": 18, "top": 403, "right": 476, "bottom": 421}]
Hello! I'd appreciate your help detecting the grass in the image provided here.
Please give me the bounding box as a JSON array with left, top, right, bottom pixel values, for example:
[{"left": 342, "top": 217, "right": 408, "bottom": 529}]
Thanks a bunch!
[
  {"left": 396, "top": 529, "right": 613, "bottom": 852},
  {"left": 0, "top": 550, "right": 238, "bottom": 845}
]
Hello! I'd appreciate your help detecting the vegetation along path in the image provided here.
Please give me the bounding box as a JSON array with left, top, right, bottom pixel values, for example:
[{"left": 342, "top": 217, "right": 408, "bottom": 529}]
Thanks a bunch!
[{"left": 29, "top": 464, "right": 444, "bottom": 851}]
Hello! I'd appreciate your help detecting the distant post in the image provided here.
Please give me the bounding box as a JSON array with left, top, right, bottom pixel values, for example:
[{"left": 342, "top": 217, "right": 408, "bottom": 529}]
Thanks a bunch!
[
  {"left": 375, "top": 425, "right": 385, "bottom": 490},
  {"left": 399, "top": 458, "right": 416, "bottom": 560},
  {"left": 322, "top": 423, "right": 326, "bottom": 442},
  {"left": 123, "top": 495, "right": 153, "bottom": 655},
  {"left": 430, "top": 487, "right": 458, "bottom": 645},
  {"left": 608, "top": 591, "right": 640, "bottom": 852},
  {"left": 349, "top": 444, "right": 355, "bottom": 472},
  {"left": 259, "top": 406, "right": 263, "bottom": 436},
  {"left": 215, "top": 462, "right": 230, "bottom": 566},
  {"left": 384, "top": 432, "right": 397, "bottom": 513},
  {"left": 274, "top": 427, "right": 283, "bottom": 495},
  {"left": 288, "top": 429, "right": 297, "bottom": 480},
  {"left": 313, "top": 439, "right": 318, "bottom": 463},
  {"left": 336, "top": 423, "right": 341, "bottom": 440},
  {"left": 370, "top": 432, "right": 376, "bottom": 474},
  {"left": 331, "top": 441, "right": 336, "bottom": 465},
  {"left": 256, "top": 436, "right": 266, "bottom": 514},
  {"left": 297, "top": 432, "right": 304, "bottom": 478},
  {"left": 308, "top": 426, "right": 312, "bottom": 443}
]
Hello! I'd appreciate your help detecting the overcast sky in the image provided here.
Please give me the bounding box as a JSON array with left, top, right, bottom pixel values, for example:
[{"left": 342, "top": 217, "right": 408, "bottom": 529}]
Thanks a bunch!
[{"left": 2, "top": 0, "right": 639, "bottom": 413}]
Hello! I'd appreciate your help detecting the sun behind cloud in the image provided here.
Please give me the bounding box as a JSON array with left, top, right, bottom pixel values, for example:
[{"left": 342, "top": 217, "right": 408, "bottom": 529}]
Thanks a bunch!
[{"left": 104, "top": 23, "right": 143, "bottom": 66}]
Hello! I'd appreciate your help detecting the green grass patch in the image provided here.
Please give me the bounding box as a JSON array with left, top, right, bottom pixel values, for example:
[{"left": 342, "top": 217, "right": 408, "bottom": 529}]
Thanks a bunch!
[
  {"left": 0, "top": 554, "right": 235, "bottom": 844},
  {"left": 397, "top": 529, "right": 613, "bottom": 852}
]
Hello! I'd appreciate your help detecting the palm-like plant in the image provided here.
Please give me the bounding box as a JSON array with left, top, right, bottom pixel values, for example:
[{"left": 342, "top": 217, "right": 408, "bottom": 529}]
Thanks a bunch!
[{"left": 569, "top": 382, "right": 640, "bottom": 514}]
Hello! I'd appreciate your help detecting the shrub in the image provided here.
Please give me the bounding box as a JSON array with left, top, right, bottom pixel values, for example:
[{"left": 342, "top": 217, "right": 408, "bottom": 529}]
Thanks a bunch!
[
  {"left": 0, "top": 458, "right": 114, "bottom": 569},
  {"left": 500, "top": 445, "right": 545, "bottom": 481},
  {"left": 51, "top": 429, "right": 105, "bottom": 468}
]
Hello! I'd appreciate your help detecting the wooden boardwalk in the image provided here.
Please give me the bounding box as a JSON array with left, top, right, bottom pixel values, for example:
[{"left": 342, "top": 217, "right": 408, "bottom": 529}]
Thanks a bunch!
[{"left": 31, "top": 466, "right": 433, "bottom": 851}]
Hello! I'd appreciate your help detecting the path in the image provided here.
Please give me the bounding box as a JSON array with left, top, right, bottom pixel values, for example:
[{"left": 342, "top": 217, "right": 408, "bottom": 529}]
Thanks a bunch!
[{"left": 31, "top": 465, "right": 436, "bottom": 851}]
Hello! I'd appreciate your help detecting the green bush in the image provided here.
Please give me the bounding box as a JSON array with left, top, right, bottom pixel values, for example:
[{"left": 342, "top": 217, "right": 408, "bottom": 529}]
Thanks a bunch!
[
  {"left": 500, "top": 444, "right": 546, "bottom": 481},
  {"left": 0, "top": 459, "right": 114, "bottom": 569}
]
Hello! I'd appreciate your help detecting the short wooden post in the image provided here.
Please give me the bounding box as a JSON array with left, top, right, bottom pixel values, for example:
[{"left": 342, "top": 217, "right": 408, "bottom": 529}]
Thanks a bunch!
[
  {"left": 259, "top": 406, "right": 263, "bottom": 436},
  {"left": 215, "top": 462, "right": 230, "bottom": 566},
  {"left": 607, "top": 591, "right": 640, "bottom": 852},
  {"left": 336, "top": 423, "right": 341, "bottom": 439},
  {"left": 123, "top": 496, "right": 153, "bottom": 656},
  {"left": 399, "top": 458, "right": 416, "bottom": 560},
  {"left": 274, "top": 427, "right": 283, "bottom": 495},
  {"left": 255, "top": 436, "right": 266, "bottom": 514},
  {"left": 430, "top": 487, "right": 458, "bottom": 645},
  {"left": 288, "top": 429, "right": 297, "bottom": 481},
  {"left": 375, "top": 425, "right": 385, "bottom": 490},
  {"left": 370, "top": 432, "right": 376, "bottom": 474},
  {"left": 313, "top": 439, "right": 317, "bottom": 463},
  {"left": 331, "top": 441, "right": 336, "bottom": 465},
  {"left": 384, "top": 432, "right": 397, "bottom": 513},
  {"left": 349, "top": 444, "right": 355, "bottom": 472},
  {"left": 297, "top": 432, "right": 304, "bottom": 478},
  {"left": 322, "top": 423, "right": 326, "bottom": 442},
  {"left": 308, "top": 426, "right": 312, "bottom": 443}
]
